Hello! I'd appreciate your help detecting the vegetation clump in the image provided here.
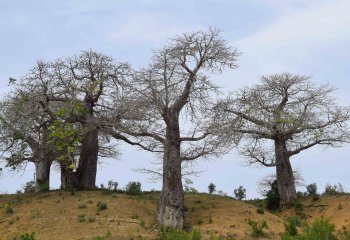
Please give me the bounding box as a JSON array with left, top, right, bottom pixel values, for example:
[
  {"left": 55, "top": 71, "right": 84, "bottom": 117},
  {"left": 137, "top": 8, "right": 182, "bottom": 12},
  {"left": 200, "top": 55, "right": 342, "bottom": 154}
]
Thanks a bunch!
[{"left": 125, "top": 181, "right": 142, "bottom": 195}]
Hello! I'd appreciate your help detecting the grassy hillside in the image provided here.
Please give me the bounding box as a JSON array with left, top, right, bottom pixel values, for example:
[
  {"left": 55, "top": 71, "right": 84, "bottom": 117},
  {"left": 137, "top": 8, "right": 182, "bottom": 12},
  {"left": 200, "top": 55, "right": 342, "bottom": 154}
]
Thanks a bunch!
[{"left": 0, "top": 191, "right": 349, "bottom": 240}]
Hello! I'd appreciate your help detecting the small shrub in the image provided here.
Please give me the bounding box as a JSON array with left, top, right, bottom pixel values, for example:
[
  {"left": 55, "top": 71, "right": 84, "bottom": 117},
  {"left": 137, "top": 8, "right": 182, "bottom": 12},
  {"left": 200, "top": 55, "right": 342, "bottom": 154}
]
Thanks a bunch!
[
  {"left": 78, "top": 214, "right": 86, "bottom": 222},
  {"left": 125, "top": 181, "right": 142, "bottom": 195},
  {"left": 5, "top": 203, "right": 14, "bottom": 214},
  {"left": 13, "top": 232, "right": 35, "bottom": 240},
  {"left": 158, "top": 227, "right": 201, "bottom": 240},
  {"left": 294, "top": 201, "right": 304, "bottom": 217},
  {"left": 92, "top": 230, "right": 112, "bottom": 240},
  {"left": 306, "top": 183, "right": 317, "bottom": 196},
  {"left": 312, "top": 194, "right": 320, "bottom": 201},
  {"left": 324, "top": 183, "right": 345, "bottom": 196},
  {"left": 22, "top": 180, "right": 35, "bottom": 193},
  {"left": 96, "top": 201, "right": 107, "bottom": 211},
  {"left": 139, "top": 219, "right": 145, "bottom": 228},
  {"left": 257, "top": 207, "right": 264, "bottom": 214},
  {"left": 233, "top": 186, "right": 246, "bottom": 200},
  {"left": 265, "top": 180, "right": 280, "bottom": 210},
  {"left": 284, "top": 216, "right": 300, "bottom": 236},
  {"left": 302, "top": 217, "right": 336, "bottom": 240},
  {"left": 88, "top": 216, "right": 96, "bottom": 222},
  {"left": 247, "top": 219, "right": 268, "bottom": 237},
  {"left": 208, "top": 183, "right": 216, "bottom": 194},
  {"left": 337, "top": 203, "right": 343, "bottom": 210}
]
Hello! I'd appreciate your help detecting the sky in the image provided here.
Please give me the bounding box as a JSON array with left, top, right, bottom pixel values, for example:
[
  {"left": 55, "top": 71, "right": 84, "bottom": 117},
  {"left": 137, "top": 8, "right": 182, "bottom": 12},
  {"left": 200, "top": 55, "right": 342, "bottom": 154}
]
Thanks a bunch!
[{"left": 0, "top": 0, "right": 350, "bottom": 198}]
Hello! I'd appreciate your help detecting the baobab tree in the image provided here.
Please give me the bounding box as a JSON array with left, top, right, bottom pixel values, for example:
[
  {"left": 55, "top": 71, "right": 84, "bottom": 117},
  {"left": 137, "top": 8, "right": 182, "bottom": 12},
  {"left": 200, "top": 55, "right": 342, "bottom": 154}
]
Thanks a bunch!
[
  {"left": 20, "top": 51, "right": 130, "bottom": 189},
  {"left": 0, "top": 52, "right": 127, "bottom": 190},
  {"left": 217, "top": 73, "right": 350, "bottom": 208},
  {"left": 112, "top": 28, "right": 239, "bottom": 228},
  {"left": 0, "top": 88, "right": 57, "bottom": 192}
]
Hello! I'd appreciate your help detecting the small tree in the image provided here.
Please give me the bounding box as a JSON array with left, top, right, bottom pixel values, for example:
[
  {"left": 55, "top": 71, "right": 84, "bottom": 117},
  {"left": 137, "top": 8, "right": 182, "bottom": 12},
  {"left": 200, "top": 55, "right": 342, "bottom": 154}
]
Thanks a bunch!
[
  {"left": 208, "top": 183, "right": 216, "bottom": 194},
  {"left": 265, "top": 180, "right": 280, "bottom": 211},
  {"left": 234, "top": 186, "right": 246, "bottom": 200},
  {"left": 306, "top": 183, "right": 317, "bottom": 196},
  {"left": 125, "top": 181, "right": 142, "bottom": 195}
]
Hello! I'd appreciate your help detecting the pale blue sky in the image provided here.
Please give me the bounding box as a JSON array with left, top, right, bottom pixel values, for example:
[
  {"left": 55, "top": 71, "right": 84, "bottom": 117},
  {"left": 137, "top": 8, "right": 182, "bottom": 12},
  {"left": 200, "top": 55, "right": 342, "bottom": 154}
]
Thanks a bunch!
[{"left": 1, "top": 0, "right": 350, "bottom": 198}]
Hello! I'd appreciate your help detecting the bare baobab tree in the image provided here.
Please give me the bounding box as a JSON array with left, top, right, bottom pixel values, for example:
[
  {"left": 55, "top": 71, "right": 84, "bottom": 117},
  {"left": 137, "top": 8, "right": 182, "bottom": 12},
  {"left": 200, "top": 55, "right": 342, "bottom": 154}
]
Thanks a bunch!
[
  {"left": 217, "top": 73, "right": 350, "bottom": 208},
  {"left": 0, "top": 86, "right": 57, "bottom": 192},
  {"left": 112, "top": 28, "right": 239, "bottom": 228}
]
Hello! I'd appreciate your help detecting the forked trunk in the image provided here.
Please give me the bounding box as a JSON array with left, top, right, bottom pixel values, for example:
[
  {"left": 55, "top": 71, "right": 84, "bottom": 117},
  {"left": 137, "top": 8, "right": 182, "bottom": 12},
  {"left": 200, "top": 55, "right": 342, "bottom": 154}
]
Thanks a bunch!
[
  {"left": 34, "top": 159, "right": 52, "bottom": 192},
  {"left": 77, "top": 126, "right": 99, "bottom": 189},
  {"left": 275, "top": 138, "right": 297, "bottom": 208},
  {"left": 157, "top": 115, "right": 184, "bottom": 229}
]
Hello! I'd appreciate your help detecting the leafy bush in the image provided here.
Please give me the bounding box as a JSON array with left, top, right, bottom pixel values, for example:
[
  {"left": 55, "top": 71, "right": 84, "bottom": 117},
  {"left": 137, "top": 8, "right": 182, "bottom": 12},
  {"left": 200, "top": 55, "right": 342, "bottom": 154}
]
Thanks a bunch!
[
  {"left": 5, "top": 203, "right": 14, "bottom": 214},
  {"left": 22, "top": 180, "right": 35, "bottom": 193},
  {"left": 257, "top": 207, "right": 264, "bottom": 214},
  {"left": 158, "top": 227, "right": 201, "bottom": 240},
  {"left": 306, "top": 183, "right": 317, "bottom": 196},
  {"left": 233, "top": 186, "right": 246, "bottom": 200},
  {"left": 13, "top": 232, "right": 35, "bottom": 240},
  {"left": 125, "top": 181, "right": 142, "bottom": 195},
  {"left": 96, "top": 201, "right": 107, "bottom": 211},
  {"left": 324, "top": 183, "right": 345, "bottom": 196},
  {"left": 247, "top": 219, "right": 268, "bottom": 237},
  {"left": 77, "top": 214, "right": 86, "bottom": 222},
  {"left": 92, "top": 230, "right": 112, "bottom": 240},
  {"left": 208, "top": 183, "right": 216, "bottom": 194},
  {"left": 265, "top": 180, "right": 280, "bottom": 210},
  {"left": 284, "top": 216, "right": 301, "bottom": 236},
  {"left": 282, "top": 217, "right": 337, "bottom": 240},
  {"left": 294, "top": 200, "right": 304, "bottom": 217}
]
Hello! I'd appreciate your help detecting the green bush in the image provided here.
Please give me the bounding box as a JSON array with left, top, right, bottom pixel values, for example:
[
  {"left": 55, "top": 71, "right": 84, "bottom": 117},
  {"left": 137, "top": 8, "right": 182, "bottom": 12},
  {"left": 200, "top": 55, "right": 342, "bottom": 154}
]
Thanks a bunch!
[
  {"left": 284, "top": 216, "right": 301, "bottom": 236},
  {"left": 282, "top": 217, "right": 337, "bottom": 240},
  {"left": 158, "top": 227, "right": 201, "bottom": 240},
  {"left": 5, "top": 203, "right": 14, "bottom": 214},
  {"left": 324, "top": 183, "right": 345, "bottom": 196},
  {"left": 13, "top": 232, "right": 35, "bottom": 240},
  {"left": 96, "top": 201, "right": 107, "bottom": 211},
  {"left": 257, "top": 207, "right": 265, "bottom": 214},
  {"left": 265, "top": 180, "right": 280, "bottom": 210},
  {"left": 294, "top": 200, "right": 304, "bottom": 217},
  {"left": 208, "top": 183, "right": 216, "bottom": 194},
  {"left": 306, "top": 183, "right": 317, "bottom": 196},
  {"left": 125, "top": 181, "right": 142, "bottom": 195},
  {"left": 92, "top": 230, "right": 112, "bottom": 240},
  {"left": 22, "top": 180, "right": 35, "bottom": 193},
  {"left": 233, "top": 185, "right": 246, "bottom": 200},
  {"left": 247, "top": 219, "right": 268, "bottom": 237}
]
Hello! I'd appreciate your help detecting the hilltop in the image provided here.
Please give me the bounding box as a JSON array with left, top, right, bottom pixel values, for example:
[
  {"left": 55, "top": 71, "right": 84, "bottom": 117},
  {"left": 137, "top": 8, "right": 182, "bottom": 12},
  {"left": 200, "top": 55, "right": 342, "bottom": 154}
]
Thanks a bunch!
[{"left": 0, "top": 191, "right": 349, "bottom": 239}]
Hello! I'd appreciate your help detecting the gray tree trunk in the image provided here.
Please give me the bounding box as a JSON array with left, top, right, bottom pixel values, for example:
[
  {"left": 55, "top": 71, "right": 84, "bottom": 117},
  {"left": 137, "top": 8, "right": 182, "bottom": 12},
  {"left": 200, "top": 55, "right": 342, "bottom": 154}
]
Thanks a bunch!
[
  {"left": 34, "top": 159, "right": 52, "bottom": 192},
  {"left": 157, "top": 113, "right": 184, "bottom": 229},
  {"left": 60, "top": 166, "right": 78, "bottom": 190},
  {"left": 77, "top": 125, "right": 99, "bottom": 189},
  {"left": 275, "top": 138, "right": 297, "bottom": 208}
]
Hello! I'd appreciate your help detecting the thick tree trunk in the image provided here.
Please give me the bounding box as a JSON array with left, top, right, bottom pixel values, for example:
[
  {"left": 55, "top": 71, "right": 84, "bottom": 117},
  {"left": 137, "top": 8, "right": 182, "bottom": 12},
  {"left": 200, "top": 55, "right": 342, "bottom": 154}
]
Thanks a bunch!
[
  {"left": 34, "top": 159, "right": 52, "bottom": 192},
  {"left": 157, "top": 114, "right": 184, "bottom": 229},
  {"left": 77, "top": 125, "right": 99, "bottom": 189},
  {"left": 60, "top": 166, "right": 79, "bottom": 191},
  {"left": 275, "top": 138, "right": 297, "bottom": 208}
]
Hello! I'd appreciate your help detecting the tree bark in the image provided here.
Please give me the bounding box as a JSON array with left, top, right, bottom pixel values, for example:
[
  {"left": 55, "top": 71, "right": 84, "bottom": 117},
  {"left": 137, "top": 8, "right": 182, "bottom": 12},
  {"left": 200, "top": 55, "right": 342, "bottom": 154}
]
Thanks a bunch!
[
  {"left": 275, "top": 138, "right": 297, "bottom": 208},
  {"left": 77, "top": 125, "right": 99, "bottom": 189},
  {"left": 60, "top": 166, "right": 78, "bottom": 190},
  {"left": 157, "top": 112, "right": 184, "bottom": 229},
  {"left": 34, "top": 159, "right": 52, "bottom": 192}
]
